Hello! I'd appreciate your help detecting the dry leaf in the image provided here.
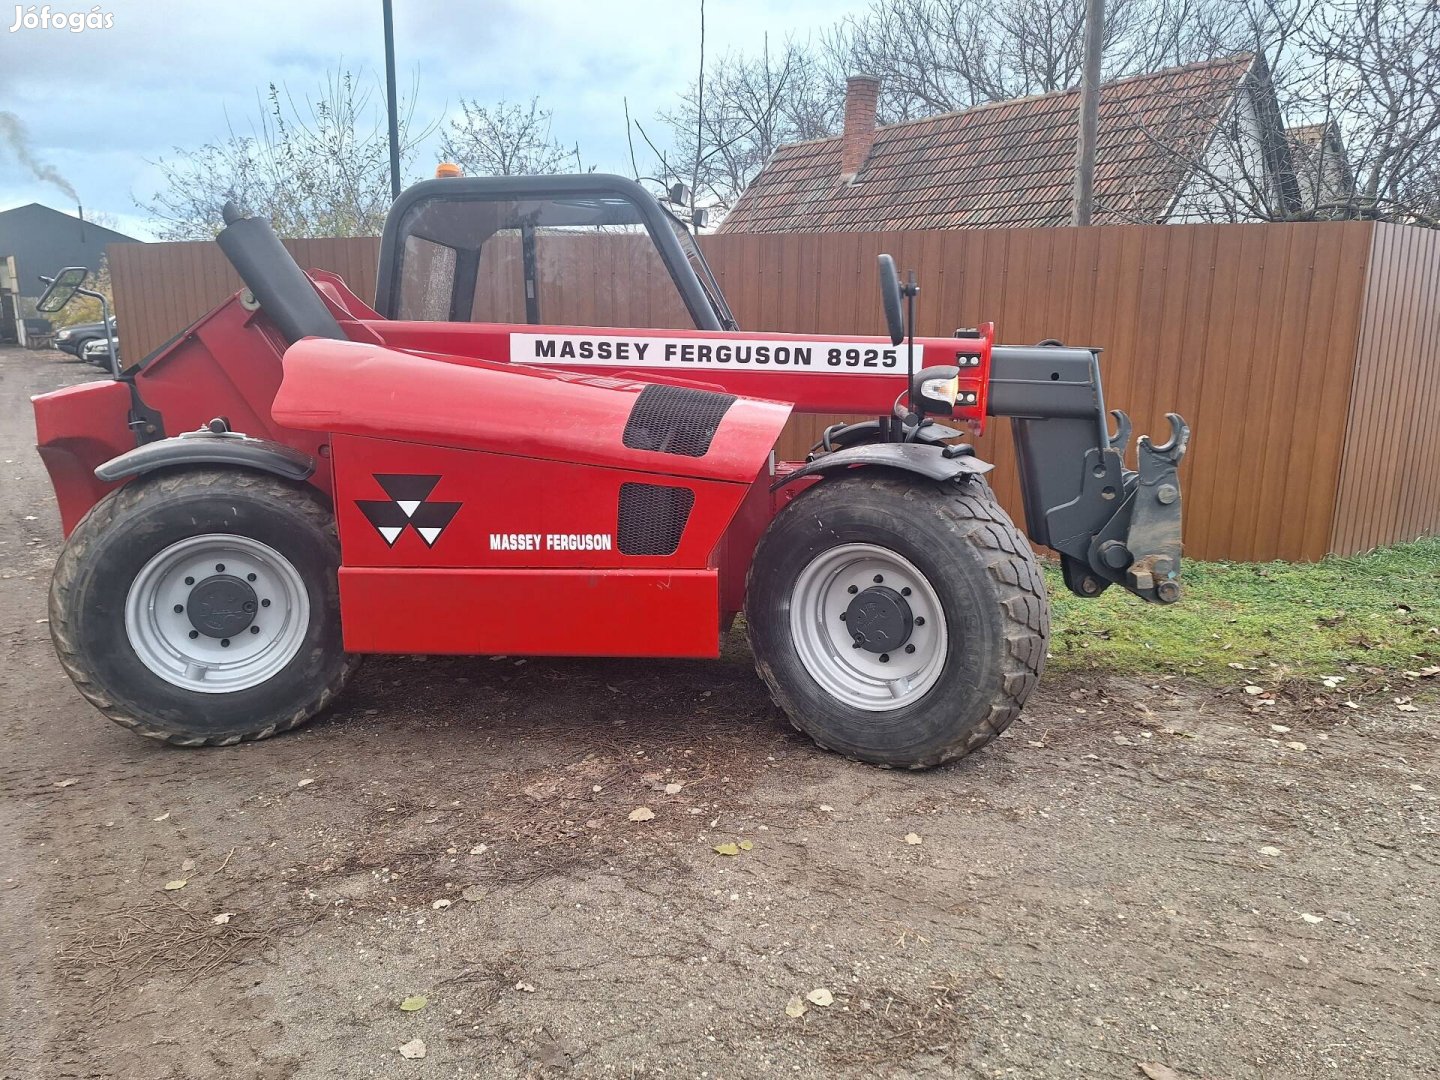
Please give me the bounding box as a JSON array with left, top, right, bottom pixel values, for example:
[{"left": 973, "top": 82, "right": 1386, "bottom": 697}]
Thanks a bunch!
[
  {"left": 400, "top": 995, "right": 427, "bottom": 1012},
  {"left": 1269, "top": 724, "right": 1291, "bottom": 733},
  {"left": 431, "top": 899, "right": 451, "bottom": 910},
  {"left": 904, "top": 833, "right": 923, "bottom": 845},
  {"left": 53, "top": 778, "right": 77, "bottom": 788},
  {"left": 163, "top": 879, "right": 187, "bottom": 891},
  {"left": 211, "top": 912, "right": 233, "bottom": 925},
  {"left": 806, "top": 987, "right": 834, "bottom": 1007},
  {"left": 397, "top": 1038, "right": 426, "bottom": 1059},
  {"left": 461, "top": 885, "right": 486, "bottom": 902},
  {"left": 663, "top": 782, "right": 684, "bottom": 795},
  {"left": 180, "top": 858, "right": 196, "bottom": 872},
  {"left": 1244, "top": 685, "right": 1264, "bottom": 695},
  {"left": 738, "top": 839, "right": 754, "bottom": 851},
  {"left": 628, "top": 807, "right": 655, "bottom": 822},
  {"left": 1287, "top": 741, "right": 1308, "bottom": 752},
  {"left": 818, "top": 804, "right": 834, "bottom": 812},
  {"left": 297, "top": 778, "right": 315, "bottom": 788},
  {"left": 1258, "top": 846, "right": 1282, "bottom": 857},
  {"left": 713, "top": 842, "right": 740, "bottom": 856},
  {"left": 468, "top": 844, "right": 488, "bottom": 855},
  {"left": 784, "top": 995, "right": 807, "bottom": 1018},
  {"left": 1300, "top": 912, "right": 1324, "bottom": 924},
  {"left": 1139, "top": 1064, "right": 1183, "bottom": 1080},
  {"left": 515, "top": 981, "right": 536, "bottom": 993},
  {"left": 152, "top": 812, "right": 170, "bottom": 822}
]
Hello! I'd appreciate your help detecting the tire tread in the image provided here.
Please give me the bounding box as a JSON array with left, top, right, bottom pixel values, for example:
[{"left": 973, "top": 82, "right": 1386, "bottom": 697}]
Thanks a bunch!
[{"left": 49, "top": 468, "right": 357, "bottom": 746}]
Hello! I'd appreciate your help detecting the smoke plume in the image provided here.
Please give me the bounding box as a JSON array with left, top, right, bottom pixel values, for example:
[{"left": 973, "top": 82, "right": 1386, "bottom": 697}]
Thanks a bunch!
[{"left": 0, "top": 111, "right": 79, "bottom": 202}]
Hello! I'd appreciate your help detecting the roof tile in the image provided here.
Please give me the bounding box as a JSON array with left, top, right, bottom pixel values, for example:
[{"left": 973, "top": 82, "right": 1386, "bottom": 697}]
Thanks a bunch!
[{"left": 719, "top": 56, "right": 1254, "bottom": 233}]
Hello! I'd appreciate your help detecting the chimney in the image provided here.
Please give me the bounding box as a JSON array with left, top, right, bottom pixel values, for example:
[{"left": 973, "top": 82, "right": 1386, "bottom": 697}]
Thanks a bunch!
[{"left": 840, "top": 74, "right": 880, "bottom": 183}]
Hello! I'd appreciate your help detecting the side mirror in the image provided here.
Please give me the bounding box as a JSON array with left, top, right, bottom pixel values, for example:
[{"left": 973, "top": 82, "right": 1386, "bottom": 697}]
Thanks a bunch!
[
  {"left": 36, "top": 266, "right": 88, "bottom": 313},
  {"left": 877, "top": 254, "right": 904, "bottom": 346},
  {"left": 667, "top": 182, "right": 692, "bottom": 207}
]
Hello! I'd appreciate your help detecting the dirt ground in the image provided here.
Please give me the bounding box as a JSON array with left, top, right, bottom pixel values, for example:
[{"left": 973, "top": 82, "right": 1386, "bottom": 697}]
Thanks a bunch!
[{"left": 1, "top": 344, "right": 1436, "bottom": 1080}]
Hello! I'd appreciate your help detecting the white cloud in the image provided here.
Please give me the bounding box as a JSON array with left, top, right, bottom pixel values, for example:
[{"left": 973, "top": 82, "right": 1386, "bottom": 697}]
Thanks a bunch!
[{"left": 0, "top": 0, "right": 860, "bottom": 231}]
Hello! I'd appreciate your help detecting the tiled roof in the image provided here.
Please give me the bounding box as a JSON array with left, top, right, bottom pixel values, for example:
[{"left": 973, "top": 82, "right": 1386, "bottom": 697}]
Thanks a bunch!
[{"left": 718, "top": 56, "right": 1256, "bottom": 233}]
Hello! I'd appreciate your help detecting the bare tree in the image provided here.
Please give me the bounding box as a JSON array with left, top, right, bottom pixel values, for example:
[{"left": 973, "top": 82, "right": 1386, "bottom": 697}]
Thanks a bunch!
[
  {"left": 1302, "top": 0, "right": 1440, "bottom": 224},
  {"left": 1130, "top": 0, "right": 1439, "bottom": 224},
  {"left": 440, "top": 97, "right": 581, "bottom": 177},
  {"left": 643, "top": 37, "right": 844, "bottom": 211},
  {"left": 645, "top": 0, "right": 1437, "bottom": 227},
  {"left": 822, "top": 0, "right": 1242, "bottom": 117},
  {"left": 139, "top": 70, "right": 431, "bottom": 240}
]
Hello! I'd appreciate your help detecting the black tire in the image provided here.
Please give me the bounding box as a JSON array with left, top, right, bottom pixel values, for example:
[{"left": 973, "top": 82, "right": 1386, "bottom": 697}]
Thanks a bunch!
[
  {"left": 49, "top": 468, "right": 358, "bottom": 746},
  {"left": 745, "top": 471, "right": 1048, "bottom": 768}
]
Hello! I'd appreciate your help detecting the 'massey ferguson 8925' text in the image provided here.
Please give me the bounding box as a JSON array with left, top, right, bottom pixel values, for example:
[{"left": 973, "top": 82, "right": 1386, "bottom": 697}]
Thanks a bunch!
[{"left": 510, "top": 333, "right": 923, "bottom": 373}]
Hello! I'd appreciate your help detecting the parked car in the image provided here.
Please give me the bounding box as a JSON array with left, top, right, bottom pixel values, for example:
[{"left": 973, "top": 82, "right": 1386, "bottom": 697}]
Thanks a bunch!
[
  {"left": 54, "top": 315, "right": 116, "bottom": 358},
  {"left": 79, "top": 335, "right": 119, "bottom": 367}
]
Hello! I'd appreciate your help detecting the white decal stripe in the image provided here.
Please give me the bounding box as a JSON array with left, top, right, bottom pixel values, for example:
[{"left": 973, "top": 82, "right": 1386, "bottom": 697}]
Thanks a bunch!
[{"left": 510, "top": 332, "right": 922, "bottom": 374}]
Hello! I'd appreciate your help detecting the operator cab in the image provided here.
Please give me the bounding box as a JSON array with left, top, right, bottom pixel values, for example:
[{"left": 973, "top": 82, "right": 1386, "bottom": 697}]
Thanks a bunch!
[{"left": 375, "top": 174, "right": 736, "bottom": 333}]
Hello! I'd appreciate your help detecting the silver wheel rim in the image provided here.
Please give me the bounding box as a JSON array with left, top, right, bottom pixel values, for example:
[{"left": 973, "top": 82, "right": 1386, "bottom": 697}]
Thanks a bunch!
[
  {"left": 789, "top": 543, "right": 949, "bottom": 711},
  {"left": 124, "top": 534, "right": 310, "bottom": 694}
]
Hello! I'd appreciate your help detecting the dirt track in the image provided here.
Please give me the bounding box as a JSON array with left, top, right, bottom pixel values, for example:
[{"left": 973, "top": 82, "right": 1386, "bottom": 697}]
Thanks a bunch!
[{"left": 1, "top": 345, "right": 1437, "bottom": 1079}]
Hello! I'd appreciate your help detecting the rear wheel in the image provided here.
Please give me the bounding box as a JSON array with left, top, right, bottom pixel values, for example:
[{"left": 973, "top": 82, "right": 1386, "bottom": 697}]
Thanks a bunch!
[
  {"left": 745, "top": 471, "right": 1048, "bottom": 768},
  {"left": 50, "top": 468, "right": 356, "bottom": 745}
]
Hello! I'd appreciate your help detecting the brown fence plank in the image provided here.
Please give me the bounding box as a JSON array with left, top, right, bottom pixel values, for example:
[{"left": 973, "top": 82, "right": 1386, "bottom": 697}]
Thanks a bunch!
[{"left": 1332, "top": 224, "right": 1440, "bottom": 553}]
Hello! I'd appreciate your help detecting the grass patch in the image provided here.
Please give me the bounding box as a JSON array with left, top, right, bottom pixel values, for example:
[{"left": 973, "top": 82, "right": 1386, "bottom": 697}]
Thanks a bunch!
[{"left": 1045, "top": 537, "right": 1440, "bottom": 683}]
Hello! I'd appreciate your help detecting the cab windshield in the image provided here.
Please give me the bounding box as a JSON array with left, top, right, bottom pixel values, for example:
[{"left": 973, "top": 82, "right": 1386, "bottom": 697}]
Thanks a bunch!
[{"left": 391, "top": 191, "right": 730, "bottom": 331}]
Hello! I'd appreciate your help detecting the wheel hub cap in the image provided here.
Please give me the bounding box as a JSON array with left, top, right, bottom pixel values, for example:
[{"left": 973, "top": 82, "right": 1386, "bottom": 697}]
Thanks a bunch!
[
  {"left": 789, "top": 543, "right": 950, "bottom": 711},
  {"left": 186, "top": 575, "right": 258, "bottom": 638},
  {"left": 123, "top": 533, "right": 309, "bottom": 694},
  {"left": 845, "top": 586, "right": 913, "bottom": 653}
]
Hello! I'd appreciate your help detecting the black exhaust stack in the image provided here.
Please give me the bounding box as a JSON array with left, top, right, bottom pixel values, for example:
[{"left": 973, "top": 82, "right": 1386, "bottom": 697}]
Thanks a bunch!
[{"left": 216, "top": 202, "right": 345, "bottom": 344}]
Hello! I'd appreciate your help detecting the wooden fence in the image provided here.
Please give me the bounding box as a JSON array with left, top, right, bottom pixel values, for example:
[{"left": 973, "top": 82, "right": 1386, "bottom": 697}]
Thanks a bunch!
[{"left": 108, "top": 220, "right": 1440, "bottom": 562}]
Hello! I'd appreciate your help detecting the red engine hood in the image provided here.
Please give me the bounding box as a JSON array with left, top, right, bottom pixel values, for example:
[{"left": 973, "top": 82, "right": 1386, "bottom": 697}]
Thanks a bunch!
[{"left": 273, "top": 338, "right": 792, "bottom": 484}]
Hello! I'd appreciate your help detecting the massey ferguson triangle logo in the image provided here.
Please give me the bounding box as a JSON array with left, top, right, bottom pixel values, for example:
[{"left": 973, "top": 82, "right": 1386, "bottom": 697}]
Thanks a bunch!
[{"left": 356, "top": 475, "right": 462, "bottom": 548}]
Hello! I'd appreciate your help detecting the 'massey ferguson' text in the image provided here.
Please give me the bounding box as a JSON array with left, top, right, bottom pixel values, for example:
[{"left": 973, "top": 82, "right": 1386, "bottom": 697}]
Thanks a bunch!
[{"left": 489, "top": 533, "right": 614, "bottom": 552}]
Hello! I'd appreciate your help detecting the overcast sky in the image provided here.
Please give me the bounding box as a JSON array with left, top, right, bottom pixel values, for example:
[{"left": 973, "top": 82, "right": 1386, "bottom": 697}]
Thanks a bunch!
[{"left": 0, "top": 0, "right": 856, "bottom": 238}]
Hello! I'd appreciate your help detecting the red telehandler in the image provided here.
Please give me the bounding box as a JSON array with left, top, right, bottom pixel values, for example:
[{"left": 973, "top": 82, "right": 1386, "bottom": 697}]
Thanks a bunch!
[{"left": 32, "top": 174, "right": 1188, "bottom": 768}]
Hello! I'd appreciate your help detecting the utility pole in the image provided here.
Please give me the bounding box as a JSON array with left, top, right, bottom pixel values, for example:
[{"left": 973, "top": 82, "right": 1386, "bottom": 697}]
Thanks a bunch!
[
  {"left": 1072, "top": 0, "right": 1104, "bottom": 225},
  {"left": 382, "top": 0, "right": 401, "bottom": 200}
]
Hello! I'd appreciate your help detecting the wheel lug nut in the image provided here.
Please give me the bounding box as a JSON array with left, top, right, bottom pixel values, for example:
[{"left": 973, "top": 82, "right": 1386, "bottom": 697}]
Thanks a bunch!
[
  {"left": 173, "top": 604, "right": 184, "bottom": 614},
  {"left": 873, "top": 574, "right": 884, "bottom": 583},
  {"left": 261, "top": 599, "right": 271, "bottom": 608},
  {"left": 250, "top": 626, "right": 260, "bottom": 635},
  {"left": 915, "top": 617, "right": 925, "bottom": 626},
  {"left": 839, "top": 612, "right": 847, "bottom": 621},
  {"left": 847, "top": 585, "right": 858, "bottom": 595},
  {"left": 221, "top": 639, "right": 230, "bottom": 647},
  {"left": 905, "top": 644, "right": 916, "bottom": 654},
  {"left": 215, "top": 564, "right": 225, "bottom": 573},
  {"left": 188, "top": 630, "right": 199, "bottom": 639},
  {"left": 901, "top": 587, "right": 911, "bottom": 596},
  {"left": 247, "top": 573, "right": 257, "bottom": 582},
  {"left": 184, "top": 576, "right": 194, "bottom": 586},
  {"left": 879, "top": 653, "right": 890, "bottom": 663}
]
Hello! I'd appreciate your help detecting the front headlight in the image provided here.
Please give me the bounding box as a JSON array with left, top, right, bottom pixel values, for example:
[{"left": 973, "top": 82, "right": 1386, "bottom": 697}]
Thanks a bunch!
[{"left": 57, "top": 329, "right": 72, "bottom": 340}]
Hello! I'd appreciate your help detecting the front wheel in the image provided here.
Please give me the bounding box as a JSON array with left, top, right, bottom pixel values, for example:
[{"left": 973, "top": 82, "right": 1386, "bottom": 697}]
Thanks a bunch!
[
  {"left": 745, "top": 472, "right": 1049, "bottom": 768},
  {"left": 50, "top": 468, "right": 357, "bottom": 745}
]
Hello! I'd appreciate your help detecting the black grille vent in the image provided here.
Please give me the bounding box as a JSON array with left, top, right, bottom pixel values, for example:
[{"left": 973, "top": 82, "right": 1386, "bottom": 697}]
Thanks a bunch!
[
  {"left": 618, "top": 483, "right": 695, "bottom": 556},
  {"left": 622, "top": 384, "right": 737, "bottom": 458}
]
